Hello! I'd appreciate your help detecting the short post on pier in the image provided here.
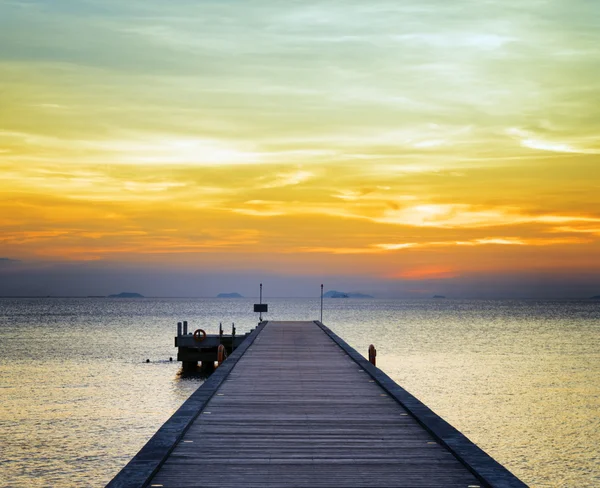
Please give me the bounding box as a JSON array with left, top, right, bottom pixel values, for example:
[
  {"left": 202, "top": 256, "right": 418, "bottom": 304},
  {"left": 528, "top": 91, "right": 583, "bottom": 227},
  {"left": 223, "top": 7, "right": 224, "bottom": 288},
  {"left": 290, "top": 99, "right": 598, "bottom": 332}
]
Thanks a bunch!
[{"left": 368, "top": 344, "right": 376, "bottom": 366}]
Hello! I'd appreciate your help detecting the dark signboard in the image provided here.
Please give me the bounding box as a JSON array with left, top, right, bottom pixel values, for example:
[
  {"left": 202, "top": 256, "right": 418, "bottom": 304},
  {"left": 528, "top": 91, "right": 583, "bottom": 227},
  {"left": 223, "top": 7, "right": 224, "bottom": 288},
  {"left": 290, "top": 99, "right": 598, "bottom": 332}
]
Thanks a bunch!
[{"left": 254, "top": 304, "right": 268, "bottom": 313}]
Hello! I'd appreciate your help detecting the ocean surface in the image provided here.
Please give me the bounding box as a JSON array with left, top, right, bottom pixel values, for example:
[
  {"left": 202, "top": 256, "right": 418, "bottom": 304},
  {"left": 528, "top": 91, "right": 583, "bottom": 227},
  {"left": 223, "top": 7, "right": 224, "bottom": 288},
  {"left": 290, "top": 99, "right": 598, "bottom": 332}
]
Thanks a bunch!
[{"left": 0, "top": 297, "right": 599, "bottom": 487}]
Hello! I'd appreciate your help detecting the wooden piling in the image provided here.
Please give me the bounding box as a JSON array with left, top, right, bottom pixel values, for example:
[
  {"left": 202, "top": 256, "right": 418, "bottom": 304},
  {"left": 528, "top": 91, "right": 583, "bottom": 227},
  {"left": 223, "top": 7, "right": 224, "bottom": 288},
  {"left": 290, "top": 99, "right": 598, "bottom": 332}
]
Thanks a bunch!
[{"left": 368, "top": 344, "right": 376, "bottom": 366}]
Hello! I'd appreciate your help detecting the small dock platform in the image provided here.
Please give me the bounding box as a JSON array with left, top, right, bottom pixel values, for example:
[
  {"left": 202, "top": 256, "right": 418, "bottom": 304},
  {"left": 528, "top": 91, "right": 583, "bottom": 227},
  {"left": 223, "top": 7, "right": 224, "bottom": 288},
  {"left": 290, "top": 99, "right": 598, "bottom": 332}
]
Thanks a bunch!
[
  {"left": 175, "top": 321, "right": 251, "bottom": 371},
  {"left": 107, "top": 321, "right": 526, "bottom": 488}
]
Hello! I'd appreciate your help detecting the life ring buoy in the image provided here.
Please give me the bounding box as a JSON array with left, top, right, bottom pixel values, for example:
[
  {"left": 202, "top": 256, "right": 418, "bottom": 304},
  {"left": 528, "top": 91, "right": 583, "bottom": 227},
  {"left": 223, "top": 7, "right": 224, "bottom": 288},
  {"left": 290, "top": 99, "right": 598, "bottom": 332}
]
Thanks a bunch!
[{"left": 193, "top": 329, "right": 207, "bottom": 342}]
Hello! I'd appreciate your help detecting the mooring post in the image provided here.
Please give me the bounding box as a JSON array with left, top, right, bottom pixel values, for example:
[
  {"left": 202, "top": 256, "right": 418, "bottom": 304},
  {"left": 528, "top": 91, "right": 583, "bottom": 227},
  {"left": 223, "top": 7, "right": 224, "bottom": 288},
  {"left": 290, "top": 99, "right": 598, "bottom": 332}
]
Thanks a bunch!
[
  {"left": 320, "top": 284, "right": 324, "bottom": 322},
  {"left": 183, "top": 320, "right": 188, "bottom": 335},
  {"left": 219, "top": 322, "right": 223, "bottom": 341},
  {"left": 177, "top": 321, "right": 182, "bottom": 337},
  {"left": 368, "top": 344, "right": 376, "bottom": 366}
]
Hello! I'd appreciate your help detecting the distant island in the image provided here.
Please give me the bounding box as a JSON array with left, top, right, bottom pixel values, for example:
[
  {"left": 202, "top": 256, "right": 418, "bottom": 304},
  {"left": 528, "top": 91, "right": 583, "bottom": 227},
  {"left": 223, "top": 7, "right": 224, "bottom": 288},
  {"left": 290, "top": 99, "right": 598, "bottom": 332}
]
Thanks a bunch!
[
  {"left": 591, "top": 295, "right": 600, "bottom": 299},
  {"left": 217, "top": 292, "right": 243, "bottom": 298},
  {"left": 108, "top": 292, "right": 144, "bottom": 298},
  {"left": 433, "top": 295, "right": 446, "bottom": 299},
  {"left": 324, "top": 290, "right": 373, "bottom": 299}
]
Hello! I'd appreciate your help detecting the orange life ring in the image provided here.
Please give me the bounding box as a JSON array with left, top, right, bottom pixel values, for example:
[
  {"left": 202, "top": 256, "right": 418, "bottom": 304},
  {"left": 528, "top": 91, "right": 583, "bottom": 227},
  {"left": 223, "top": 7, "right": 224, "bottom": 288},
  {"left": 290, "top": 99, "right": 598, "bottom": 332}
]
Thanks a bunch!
[{"left": 193, "top": 329, "right": 207, "bottom": 342}]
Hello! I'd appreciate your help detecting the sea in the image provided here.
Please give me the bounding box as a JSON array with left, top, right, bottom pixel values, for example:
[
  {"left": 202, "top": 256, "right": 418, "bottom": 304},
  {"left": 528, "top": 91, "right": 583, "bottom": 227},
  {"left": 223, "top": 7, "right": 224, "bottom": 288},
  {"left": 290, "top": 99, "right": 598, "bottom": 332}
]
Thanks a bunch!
[{"left": 1, "top": 297, "right": 599, "bottom": 487}]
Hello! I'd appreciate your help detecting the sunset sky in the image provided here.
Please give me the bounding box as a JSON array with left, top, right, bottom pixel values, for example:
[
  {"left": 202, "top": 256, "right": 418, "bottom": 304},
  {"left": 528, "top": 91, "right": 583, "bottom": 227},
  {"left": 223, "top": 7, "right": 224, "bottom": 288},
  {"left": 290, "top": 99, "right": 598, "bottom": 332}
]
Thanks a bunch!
[{"left": 1, "top": 0, "right": 599, "bottom": 297}]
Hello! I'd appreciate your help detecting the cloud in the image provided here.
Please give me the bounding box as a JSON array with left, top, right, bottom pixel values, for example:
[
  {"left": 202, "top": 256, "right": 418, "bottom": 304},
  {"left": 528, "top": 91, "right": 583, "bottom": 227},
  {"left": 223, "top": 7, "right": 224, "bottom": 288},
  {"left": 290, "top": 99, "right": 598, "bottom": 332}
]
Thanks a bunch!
[
  {"left": 258, "top": 170, "right": 314, "bottom": 189},
  {"left": 507, "top": 128, "right": 600, "bottom": 155},
  {"left": 376, "top": 204, "right": 600, "bottom": 229},
  {"left": 550, "top": 226, "right": 600, "bottom": 236},
  {"left": 390, "top": 266, "right": 458, "bottom": 280},
  {"left": 299, "top": 236, "right": 590, "bottom": 255}
]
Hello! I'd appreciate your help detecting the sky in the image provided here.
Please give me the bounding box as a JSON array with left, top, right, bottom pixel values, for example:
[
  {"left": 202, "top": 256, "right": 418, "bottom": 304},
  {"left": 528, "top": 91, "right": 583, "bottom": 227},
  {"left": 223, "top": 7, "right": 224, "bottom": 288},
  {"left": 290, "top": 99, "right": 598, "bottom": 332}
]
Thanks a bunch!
[{"left": 0, "top": 0, "right": 599, "bottom": 297}]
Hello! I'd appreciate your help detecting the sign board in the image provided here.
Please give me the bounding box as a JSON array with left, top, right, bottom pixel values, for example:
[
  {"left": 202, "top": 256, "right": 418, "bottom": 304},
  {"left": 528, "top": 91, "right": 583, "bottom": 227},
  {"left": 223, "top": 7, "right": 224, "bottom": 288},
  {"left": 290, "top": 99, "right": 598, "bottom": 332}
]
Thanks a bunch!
[{"left": 254, "top": 304, "right": 268, "bottom": 313}]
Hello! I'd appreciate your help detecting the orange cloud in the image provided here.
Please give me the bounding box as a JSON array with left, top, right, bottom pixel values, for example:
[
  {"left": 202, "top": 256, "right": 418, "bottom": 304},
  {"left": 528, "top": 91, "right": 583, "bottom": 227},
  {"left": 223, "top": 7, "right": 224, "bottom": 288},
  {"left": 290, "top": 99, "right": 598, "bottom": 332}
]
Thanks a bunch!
[{"left": 390, "top": 266, "right": 459, "bottom": 280}]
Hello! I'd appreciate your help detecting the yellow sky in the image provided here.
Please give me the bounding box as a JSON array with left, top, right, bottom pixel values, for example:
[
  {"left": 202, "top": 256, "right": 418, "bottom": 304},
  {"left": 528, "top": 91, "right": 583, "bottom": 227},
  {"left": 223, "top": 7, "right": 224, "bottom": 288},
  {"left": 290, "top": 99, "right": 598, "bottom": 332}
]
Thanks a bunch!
[{"left": 1, "top": 1, "right": 599, "bottom": 295}]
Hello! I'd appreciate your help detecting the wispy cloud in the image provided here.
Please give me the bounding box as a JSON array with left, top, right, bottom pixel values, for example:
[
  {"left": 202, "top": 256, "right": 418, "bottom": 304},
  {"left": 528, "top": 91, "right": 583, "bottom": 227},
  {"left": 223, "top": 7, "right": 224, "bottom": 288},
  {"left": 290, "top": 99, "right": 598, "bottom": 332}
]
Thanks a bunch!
[
  {"left": 376, "top": 204, "right": 600, "bottom": 229},
  {"left": 256, "top": 170, "right": 315, "bottom": 189},
  {"left": 507, "top": 128, "right": 600, "bottom": 155},
  {"left": 297, "top": 235, "right": 590, "bottom": 256}
]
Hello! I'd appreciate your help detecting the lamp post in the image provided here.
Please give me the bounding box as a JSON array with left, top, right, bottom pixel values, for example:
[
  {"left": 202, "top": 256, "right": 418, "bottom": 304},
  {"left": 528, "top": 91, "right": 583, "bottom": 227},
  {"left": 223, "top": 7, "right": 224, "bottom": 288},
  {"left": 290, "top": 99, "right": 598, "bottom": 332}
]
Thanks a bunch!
[{"left": 259, "top": 283, "right": 263, "bottom": 322}]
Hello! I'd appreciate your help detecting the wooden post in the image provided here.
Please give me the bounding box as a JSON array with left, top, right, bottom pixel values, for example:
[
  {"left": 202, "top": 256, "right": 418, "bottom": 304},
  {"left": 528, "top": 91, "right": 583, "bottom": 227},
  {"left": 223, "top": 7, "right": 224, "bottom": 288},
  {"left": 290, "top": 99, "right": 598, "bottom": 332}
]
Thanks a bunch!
[
  {"left": 231, "top": 323, "right": 236, "bottom": 352},
  {"left": 182, "top": 360, "right": 197, "bottom": 372},
  {"left": 368, "top": 344, "right": 376, "bottom": 366},
  {"left": 200, "top": 361, "right": 215, "bottom": 375},
  {"left": 183, "top": 320, "right": 188, "bottom": 335},
  {"left": 177, "top": 322, "right": 182, "bottom": 337}
]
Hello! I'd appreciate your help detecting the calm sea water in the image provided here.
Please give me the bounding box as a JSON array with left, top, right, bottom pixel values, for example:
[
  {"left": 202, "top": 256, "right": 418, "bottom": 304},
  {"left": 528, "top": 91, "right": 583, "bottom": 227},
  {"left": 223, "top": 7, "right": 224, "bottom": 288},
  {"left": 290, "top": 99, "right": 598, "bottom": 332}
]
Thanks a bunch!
[{"left": 1, "top": 298, "right": 599, "bottom": 487}]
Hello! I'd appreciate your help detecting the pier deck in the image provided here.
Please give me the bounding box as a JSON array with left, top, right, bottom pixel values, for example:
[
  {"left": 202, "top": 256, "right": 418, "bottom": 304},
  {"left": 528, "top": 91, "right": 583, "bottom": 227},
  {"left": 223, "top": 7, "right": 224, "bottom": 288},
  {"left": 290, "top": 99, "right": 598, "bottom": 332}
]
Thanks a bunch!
[{"left": 108, "top": 321, "right": 526, "bottom": 488}]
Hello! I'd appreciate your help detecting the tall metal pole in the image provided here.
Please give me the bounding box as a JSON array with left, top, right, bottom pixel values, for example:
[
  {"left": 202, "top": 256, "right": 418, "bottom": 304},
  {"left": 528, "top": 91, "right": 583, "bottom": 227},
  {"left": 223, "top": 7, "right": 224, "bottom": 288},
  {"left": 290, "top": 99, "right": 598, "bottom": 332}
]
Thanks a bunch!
[
  {"left": 320, "top": 284, "right": 323, "bottom": 323},
  {"left": 259, "top": 283, "right": 263, "bottom": 322}
]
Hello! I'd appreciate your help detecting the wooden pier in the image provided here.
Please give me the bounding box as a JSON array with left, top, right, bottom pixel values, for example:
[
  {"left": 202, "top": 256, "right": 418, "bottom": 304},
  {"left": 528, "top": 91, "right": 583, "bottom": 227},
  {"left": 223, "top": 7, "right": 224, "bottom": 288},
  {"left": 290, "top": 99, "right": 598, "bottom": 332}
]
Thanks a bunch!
[{"left": 107, "top": 321, "right": 527, "bottom": 488}]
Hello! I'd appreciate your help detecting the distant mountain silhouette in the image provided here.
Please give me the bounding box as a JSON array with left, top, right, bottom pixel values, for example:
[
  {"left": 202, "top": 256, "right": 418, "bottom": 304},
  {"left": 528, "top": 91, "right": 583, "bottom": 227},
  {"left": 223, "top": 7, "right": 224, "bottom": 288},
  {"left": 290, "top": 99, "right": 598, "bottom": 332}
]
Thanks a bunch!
[
  {"left": 591, "top": 295, "right": 600, "bottom": 299},
  {"left": 108, "top": 292, "right": 144, "bottom": 298},
  {"left": 217, "top": 292, "right": 243, "bottom": 298},
  {"left": 433, "top": 295, "right": 446, "bottom": 299},
  {"left": 323, "top": 290, "right": 373, "bottom": 298}
]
